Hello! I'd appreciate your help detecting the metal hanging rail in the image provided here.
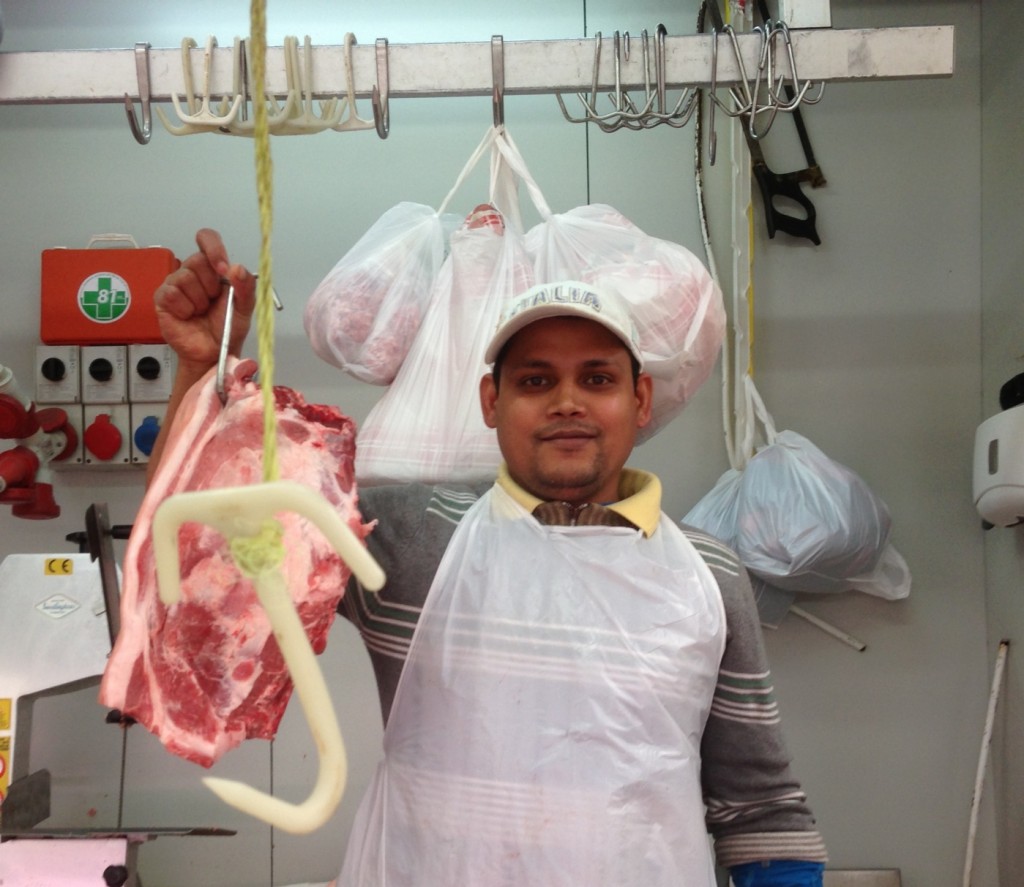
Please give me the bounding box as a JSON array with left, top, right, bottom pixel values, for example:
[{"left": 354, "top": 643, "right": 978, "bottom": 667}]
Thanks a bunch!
[{"left": 0, "top": 27, "right": 954, "bottom": 105}]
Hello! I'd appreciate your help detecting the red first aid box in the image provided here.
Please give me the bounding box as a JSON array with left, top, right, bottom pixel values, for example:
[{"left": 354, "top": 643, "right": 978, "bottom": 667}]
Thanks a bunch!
[{"left": 40, "top": 235, "right": 180, "bottom": 345}]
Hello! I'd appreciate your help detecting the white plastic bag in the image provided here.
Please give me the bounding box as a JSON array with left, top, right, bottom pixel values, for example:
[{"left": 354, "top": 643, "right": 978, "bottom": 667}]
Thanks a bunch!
[
  {"left": 684, "top": 379, "right": 911, "bottom": 603},
  {"left": 355, "top": 129, "right": 535, "bottom": 484},
  {"left": 525, "top": 202, "right": 725, "bottom": 440},
  {"left": 681, "top": 467, "right": 743, "bottom": 548},
  {"left": 681, "top": 467, "right": 794, "bottom": 627},
  {"left": 304, "top": 202, "right": 456, "bottom": 385},
  {"left": 736, "top": 430, "right": 908, "bottom": 598}
]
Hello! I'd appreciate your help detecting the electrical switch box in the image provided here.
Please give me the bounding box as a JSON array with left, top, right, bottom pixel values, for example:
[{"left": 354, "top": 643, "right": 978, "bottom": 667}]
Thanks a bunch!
[
  {"left": 128, "top": 344, "right": 176, "bottom": 403},
  {"left": 35, "top": 345, "right": 81, "bottom": 405},
  {"left": 80, "top": 345, "right": 127, "bottom": 405},
  {"left": 778, "top": 0, "right": 832, "bottom": 28},
  {"left": 82, "top": 404, "right": 131, "bottom": 466},
  {"left": 129, "top": 404, "right": 166, "bottom": 464}
]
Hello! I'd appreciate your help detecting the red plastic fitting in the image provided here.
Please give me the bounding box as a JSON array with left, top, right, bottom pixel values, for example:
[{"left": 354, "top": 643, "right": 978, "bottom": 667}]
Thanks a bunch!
[
  {"left": 12, "top": 481, "right": 61, "bottom": 519},
  {"left": 0, "top": 446, "right": 41, "bottom": 498},
  {"left": 0, "top": 393, "right": 40, "bottom": 439}
]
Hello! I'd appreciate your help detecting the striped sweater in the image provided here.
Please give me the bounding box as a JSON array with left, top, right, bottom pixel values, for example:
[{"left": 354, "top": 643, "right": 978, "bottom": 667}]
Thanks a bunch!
[{"left": 341, "top": 479, "right": 827, "bottom": 870}]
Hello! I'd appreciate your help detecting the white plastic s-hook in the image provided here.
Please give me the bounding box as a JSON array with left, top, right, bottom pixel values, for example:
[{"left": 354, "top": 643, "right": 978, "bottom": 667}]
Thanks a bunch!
[{"left": 152, "top": 480, "right": 385, "bottom": 833}]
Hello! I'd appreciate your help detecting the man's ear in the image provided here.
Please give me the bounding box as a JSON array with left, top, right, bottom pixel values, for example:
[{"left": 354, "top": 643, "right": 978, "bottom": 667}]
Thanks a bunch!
[
  {"left": 479, "top": 372, "right": 499, "bottom": 429},
  {"left": 635, "top": 373, "right": 654, "bottom": 429}
]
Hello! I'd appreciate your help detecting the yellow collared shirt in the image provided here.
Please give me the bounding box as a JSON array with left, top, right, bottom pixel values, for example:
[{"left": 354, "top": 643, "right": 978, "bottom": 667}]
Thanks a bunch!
[{"left": 495, "top": 463, "right": 662, "bottom": 538}]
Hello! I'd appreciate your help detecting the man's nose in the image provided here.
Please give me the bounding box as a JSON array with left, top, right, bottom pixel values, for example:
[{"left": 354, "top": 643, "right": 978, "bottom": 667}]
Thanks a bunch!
[{"left": 549, "top": 380, "right": 584, "bottom": 415}]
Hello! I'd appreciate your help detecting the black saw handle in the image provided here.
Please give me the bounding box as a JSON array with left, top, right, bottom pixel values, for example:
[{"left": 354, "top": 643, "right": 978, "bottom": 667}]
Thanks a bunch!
[{"left": 751, "top": 161, "right": 821, "bottom": 245}]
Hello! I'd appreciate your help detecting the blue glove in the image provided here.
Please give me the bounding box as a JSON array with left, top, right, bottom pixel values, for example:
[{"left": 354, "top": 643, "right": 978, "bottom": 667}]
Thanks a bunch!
[{"left": 729, "top": 859, "right": 825, "bottom": 887}]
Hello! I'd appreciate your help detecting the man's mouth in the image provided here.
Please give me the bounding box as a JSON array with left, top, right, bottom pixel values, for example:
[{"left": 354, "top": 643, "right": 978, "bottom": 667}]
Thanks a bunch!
[{"left": 538, "top": 424, "right": 599, "bottom": 443}]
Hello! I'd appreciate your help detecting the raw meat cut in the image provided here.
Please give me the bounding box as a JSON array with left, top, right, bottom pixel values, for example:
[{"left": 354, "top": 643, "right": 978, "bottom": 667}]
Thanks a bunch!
[
  {"left": 99, "top": 357, "right": 371, "bottom": 768},
  {"left": 355, "top": 203, "right": 534, "bottom": 485},
  {"left": 304, "top": 202, "right": 451, "bottom": 385}
]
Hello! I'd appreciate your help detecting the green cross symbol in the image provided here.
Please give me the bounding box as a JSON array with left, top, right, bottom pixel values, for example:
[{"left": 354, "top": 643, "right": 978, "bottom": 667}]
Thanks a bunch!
[{"left": 80, "top": 274, "right": 130, "bottom": 323}]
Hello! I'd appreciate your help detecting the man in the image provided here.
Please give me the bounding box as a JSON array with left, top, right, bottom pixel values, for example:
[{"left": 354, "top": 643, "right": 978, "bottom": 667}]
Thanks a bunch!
[{"left": 154, "top": 230, "right": 827, "bottom": 887}]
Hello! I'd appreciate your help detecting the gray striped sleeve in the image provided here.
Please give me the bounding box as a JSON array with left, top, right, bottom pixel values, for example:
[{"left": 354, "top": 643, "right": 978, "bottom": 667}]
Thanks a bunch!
[{"left": 682, "top": 525, "right": 828, "bottom": 869}]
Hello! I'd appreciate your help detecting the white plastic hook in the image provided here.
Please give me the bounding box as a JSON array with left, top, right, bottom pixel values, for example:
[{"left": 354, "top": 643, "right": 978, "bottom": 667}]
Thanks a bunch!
[
  {"left": 331, "top": 33, "right": 376, "bottom": 132},
  {"left": 175, "top": 35, "right": 243, "bottom": 128},
  {"left": 274, "top": 35, "right": 345, "bottom": 135},
  {"left": 158, "top": 36, "right": 243, "bottom": 135},
  {"left": 152, "top": 480, "right": 385, "bottom": 833},
  {"left": 226, "top": 36, "right": 300, "bottom": 136}
]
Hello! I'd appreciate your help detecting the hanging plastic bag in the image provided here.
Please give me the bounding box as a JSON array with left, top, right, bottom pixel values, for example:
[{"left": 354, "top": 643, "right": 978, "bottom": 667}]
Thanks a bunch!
[
  {"left": 684, "top": 378, "right": 911, "bottom": 606},
  {"left": 736, "top": 429, "right": 909, "bottom": 599},
  {"left": 304, "top": 202, "right": 458, "bottom": 385},
  {"left": 355, "top": 127, "right": 535, "bottom": 485},
  {"left": 524, "top": 202, "right": 726, "bottom": 440},
  {"left": 681, "top": 467, "right": 798, "bottom": 628},
  {"left": 681, "top": 466, "right": 744, "bottom": 547}
]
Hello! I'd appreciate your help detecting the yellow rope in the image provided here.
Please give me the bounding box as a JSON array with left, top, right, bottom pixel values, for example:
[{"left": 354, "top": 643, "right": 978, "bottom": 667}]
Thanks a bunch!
[
  {"left": 231, "top": 519, "right": 286, "bottom": 576},
  {"left": 250, "top": 0, "right": 279, "bottom": 485},
  {"left": 236, "top": 0, "right": 284, "bottom": 575}
]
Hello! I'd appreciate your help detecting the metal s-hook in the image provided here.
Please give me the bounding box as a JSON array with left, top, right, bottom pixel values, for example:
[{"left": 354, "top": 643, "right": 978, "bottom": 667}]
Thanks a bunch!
[
  {"left": 371, "top": 38, "right": 390, "bottom": 139},
  {"left": 491, "top": 35, "right": 505, "bottom": 129},
  {"left": 554, "top": 32, "right": 603, "bottom": 124},
  {"left": 124, "top": 42, "right": 152, "bottom": 144},
  {"left": 215, "top": 280, "right": 235, "bottom": 406}
]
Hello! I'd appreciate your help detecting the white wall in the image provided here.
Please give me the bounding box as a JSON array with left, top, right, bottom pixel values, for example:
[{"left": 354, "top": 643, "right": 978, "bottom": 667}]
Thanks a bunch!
[
  {"left": 980, "top": 1, "right": 1024, "bottom": 886},
  {"left": 0, "top": 2, "right": 996, "bottom": 886}
]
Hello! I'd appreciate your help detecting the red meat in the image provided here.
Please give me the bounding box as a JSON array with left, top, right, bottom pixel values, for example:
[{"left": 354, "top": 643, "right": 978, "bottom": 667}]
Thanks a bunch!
[{"left": 99, "top": 357, "right": 370, "bottom": 767}]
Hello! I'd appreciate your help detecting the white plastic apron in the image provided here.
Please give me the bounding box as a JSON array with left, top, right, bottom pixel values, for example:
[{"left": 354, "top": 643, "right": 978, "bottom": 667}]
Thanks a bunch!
[{"left": 340, "top": 485, "right": 726, "bottom": 886}]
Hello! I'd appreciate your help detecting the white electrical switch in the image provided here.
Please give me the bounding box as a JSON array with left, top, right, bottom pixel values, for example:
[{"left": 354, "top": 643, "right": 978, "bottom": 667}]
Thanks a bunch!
[
  {"left": 128, "top": 344, "right": 176, "bottom": 402},
  {"left": 81, "top": 345, "right": 127, "bottom": 404},
  {"left": 35, "top": 345, "right": 80, "bottom": 404}
]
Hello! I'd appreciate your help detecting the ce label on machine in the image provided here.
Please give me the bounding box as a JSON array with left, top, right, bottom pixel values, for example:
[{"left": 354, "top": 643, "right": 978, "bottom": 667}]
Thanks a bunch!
[{"left": 44, "top": 558, "right": 75, "bottom": 576}]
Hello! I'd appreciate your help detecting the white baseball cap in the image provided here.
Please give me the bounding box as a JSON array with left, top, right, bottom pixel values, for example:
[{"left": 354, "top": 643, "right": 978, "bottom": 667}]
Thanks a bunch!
[{"left": 484, "top": 280, "right": 644, "bottom": 369}]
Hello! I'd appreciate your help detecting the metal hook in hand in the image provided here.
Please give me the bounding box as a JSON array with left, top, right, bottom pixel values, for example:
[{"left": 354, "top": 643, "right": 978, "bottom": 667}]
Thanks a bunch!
[
  {"left": 214, "top": 277, "right": 283, "bottom": 405},
  {"left": 215, "top": 281, "right": 235, "bottom": 406}
]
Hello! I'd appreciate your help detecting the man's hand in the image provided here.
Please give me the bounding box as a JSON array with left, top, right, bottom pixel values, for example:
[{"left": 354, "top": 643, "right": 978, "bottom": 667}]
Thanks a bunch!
[
  {"left": 145, "top": 229, "right": 257, "bottom": 484},
  {"left": 155, "top": 228, "right": 256, "bottom": 378}
]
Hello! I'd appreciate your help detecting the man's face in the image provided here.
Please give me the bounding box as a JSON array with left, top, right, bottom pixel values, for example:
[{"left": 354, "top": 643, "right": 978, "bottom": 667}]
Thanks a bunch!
[{"left": 480, "top": 316, "right": 653, "bottom": 505}]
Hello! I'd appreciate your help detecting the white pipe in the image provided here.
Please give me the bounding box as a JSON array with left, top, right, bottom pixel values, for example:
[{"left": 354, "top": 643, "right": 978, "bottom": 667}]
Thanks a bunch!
[
  {"left": 790, "top": 604, "right": 867, "bottom": 652},
  {"left": 962, "top": 639, "right": 1010, "bottom": 887}
]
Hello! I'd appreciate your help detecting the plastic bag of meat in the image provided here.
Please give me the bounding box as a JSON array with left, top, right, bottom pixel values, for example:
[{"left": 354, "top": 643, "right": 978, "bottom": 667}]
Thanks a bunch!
[
  {"left": 99, "top": 357, "right": 372, "bottom": 768},
  {"left": 353, "top": 127, "right": 537, "bottom": 485},
  {"left": 525, "top": 203, "right": 726, "bottom": 440},
  {"left": 304, "top": 202, "right": 458, "bottom": 385},
  {"left": 355, "top": 203, "right": 534, "bottom": 484}
]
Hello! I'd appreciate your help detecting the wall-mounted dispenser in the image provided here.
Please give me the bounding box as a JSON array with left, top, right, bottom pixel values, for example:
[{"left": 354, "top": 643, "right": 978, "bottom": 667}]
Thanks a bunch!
[{"left": 973, "top": 373, "right": 1024, "bottom": 528}]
